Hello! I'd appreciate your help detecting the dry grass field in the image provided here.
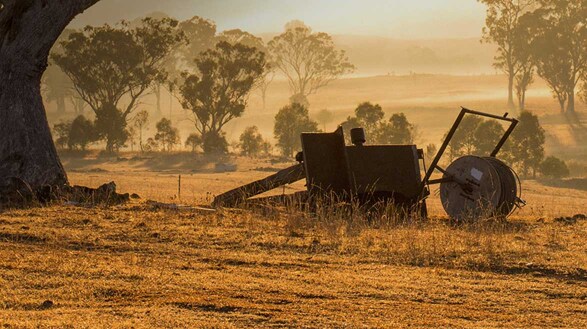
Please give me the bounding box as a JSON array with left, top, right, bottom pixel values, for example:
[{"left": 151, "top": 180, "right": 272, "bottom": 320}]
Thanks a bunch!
[
  {"left": 3, "top": 74, "right": 586, "bottom": 328},
  {"left": 1, "top": 158, "right": 587, "bottom": 328}
]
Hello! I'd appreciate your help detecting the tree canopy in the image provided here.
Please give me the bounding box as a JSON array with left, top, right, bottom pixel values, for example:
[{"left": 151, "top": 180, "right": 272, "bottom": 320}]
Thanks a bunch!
[
  {"left": 179, "top": 41, "right": 266, "bottom": 153},
  {"left": 274, "top": 103, "right": 319, "bottom": 157},
  {"left": 524, "top": 0, "right": 587, "bottom": 114},
  {"left": 479, "top": 0, "right": 535, "bottom": 110},
  {"left": 268, "top": 22, "right": 354, "bottom": 104},
  {"left": 53, "top": 17, "right": 185, "bottom": 152},
  {"left": 341, "top": 102, "right": 415, "bottom": 145}
]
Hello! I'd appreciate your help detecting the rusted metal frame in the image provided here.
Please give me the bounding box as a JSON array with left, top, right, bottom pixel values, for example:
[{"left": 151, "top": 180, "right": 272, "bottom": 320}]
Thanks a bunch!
[
  {"left": 419, "top": 109, "right": 467, "bottom": 195},
  {"left": 427, "top": 177, "right": 454, "bottom": 185},
  {"left": 460, "top": 107, "right": 517, "bottom": 123},
  {"left": 491, "top": 119, "right": 518, "bottom": 157},
  {"left": 419, "top": 107, "right": 519, "bottom": 197},
  {"left": 212, "top": 164, "right": 305, "bottom": 207},
  {"left": 459, "top": 107, "right": 519, "bottom": 158}
]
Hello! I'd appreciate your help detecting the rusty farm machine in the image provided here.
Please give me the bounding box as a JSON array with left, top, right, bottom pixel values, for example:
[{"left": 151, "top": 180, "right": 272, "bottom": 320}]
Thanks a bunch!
[{"left": 213, "top": 107, "right": 525, "bottom": 221}]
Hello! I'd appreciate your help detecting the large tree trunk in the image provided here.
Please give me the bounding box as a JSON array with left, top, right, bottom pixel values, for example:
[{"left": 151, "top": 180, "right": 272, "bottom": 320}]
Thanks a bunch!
[{"left": 0, "top": 0, "right": 99, "bottom": 195}]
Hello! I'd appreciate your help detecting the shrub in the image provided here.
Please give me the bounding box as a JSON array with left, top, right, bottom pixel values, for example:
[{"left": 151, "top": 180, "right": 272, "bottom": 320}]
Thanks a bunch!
[
  {"left": 274, "top": 103, "right": 319, "bottom": 157},
  {"left": 540, "top": 156, "right": 569, "bottom": 179},
  {"left": 185, "top": 133, "right": 203, "bottom": 153},
  {"left": 69, "top": 115, "right": 97, "bottom": 150},
  {"left": 53, "top": 120, "right": 72, "bottom": 150},
  {"left": 202, "top": 131, "right": 228, "bottom": 154},
  {"left": 239, "top": 126, "right": 264, "bottom": 157},
  {"left": 154, "top": 118, "right": 180, "bottom": 152}
]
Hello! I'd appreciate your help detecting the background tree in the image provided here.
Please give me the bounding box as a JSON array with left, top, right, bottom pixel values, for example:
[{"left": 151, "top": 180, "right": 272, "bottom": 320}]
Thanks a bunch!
[
  {"left": 178, "top": 16, "right": 217, "bottom": 72},
  {"left": 179, "top": 41, "right": 266, "bottom": 153},
  {"left": 185, "top": 133, "right": 203, "bottom": 153},
  {"left": 42, "top": 28, "right": 80, "bottom": 116},
  {"left": 340, "top": 103, "right": 415, "bottom": 145},
  {"left": 274, "top": 103, "right": 319, "bottom": 157},
  {"left": 444, "top": 117, "right": 512, "bottom": 160},
  {"left": 268, "top": 22, "right": 355, "bottom": 105},
  {"left": 239, "top": 126, "right": 264, "bottom": 157},
  {"left": 128, "top": 12, "right": 182, "bottom": 116},
  {"left": 540, "top": 156, "right": 569, "bottom": 179},
  {"left": 143, "top": 137, "right": 159, "bottom": 153},
  {"left": 53, "top": 17, "right": 185, "bottom": 152},
  {"left": 377, "top": 113, "right": 415, "bottom": 144},
  {"left": 445, "top": 116, "right": 484, "bottom": 161},
  {"left": 425, "top": 143, "right": 438, "bottom": 163},
  {"left": 217, "top": 29, "right": 275, "bottom": 111},
  {"left": 341, "top": 102, "right": 384, "bottom": 139},
  {"left": 315, "top": 109, "right": 335, "bottom": 131},
  {"left": 479, "top": 0, "right": 535, "bottom": 110},
  {"left": 133, "top": 110, "right": 150, "bottom": 153},
  {"left": 340, "top": 116, "right": 363, "bottom": 144},
  {"left": 473, "top": 120, "right": 505, "bottom": 155},
  {"left": 201, "top": 131, "right": 229, "bottom": 154},
  {"left": 68, "top": 115, "right": 97, "bottom": 151},
  {"left": 154, "top": 118, "right": 180, "bottom": 152},
  {"left": 127, "top": 126, "right": 137, "bottom": 152},
  {"left": 42, "top": 63, "right": 73, "bottom": 115},
  {"left": 0, "top": 0, "right": 100, "bottom": 192},
  {"left": 525, "top": 0, "right": 587, "bottom": 115},
  {"left": 261, "top": 140, "right": 273, "bottom": 157},
  {"left": 53, "top": 121, "right": 73, "bottom": 151},
  {"left": 512, "top": 13, "right": 536, "bottom": 110},
  {"left": 504, "top": 111, "right": 545, "bottom": 177}
]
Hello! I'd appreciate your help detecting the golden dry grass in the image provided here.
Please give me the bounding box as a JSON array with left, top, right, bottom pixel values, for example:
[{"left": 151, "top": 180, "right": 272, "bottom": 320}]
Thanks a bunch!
[
  {"left": 1, "top": 160, "right": 587, "bottom": 328},
  {"left": 10, "top": 73, "right": 586, "bottom": 327}
]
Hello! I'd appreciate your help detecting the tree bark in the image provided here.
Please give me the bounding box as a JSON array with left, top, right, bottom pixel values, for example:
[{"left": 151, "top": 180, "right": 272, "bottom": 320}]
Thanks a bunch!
[{"left": 0, "top": 0, "right": 99, "bottom": 193}]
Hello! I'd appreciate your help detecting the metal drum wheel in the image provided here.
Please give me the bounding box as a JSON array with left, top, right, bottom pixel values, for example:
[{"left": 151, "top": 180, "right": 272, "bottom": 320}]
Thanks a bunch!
[{"left": 440, "top": 156, "right": 519, "bottom": 221}]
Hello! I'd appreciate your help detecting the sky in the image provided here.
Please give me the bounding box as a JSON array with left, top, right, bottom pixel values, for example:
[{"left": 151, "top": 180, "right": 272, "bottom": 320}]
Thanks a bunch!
[{"left": 72, "top": 0, "right": 488, "bottom": 39}]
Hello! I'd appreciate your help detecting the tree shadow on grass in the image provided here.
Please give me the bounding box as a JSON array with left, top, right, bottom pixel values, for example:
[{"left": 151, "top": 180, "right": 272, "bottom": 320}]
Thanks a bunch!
[
  {"left": 538, "top": 178, "right": 587, "bottom": 191},
  {"left": 489, "top": 263, "right": 587, "bottom": 282}
]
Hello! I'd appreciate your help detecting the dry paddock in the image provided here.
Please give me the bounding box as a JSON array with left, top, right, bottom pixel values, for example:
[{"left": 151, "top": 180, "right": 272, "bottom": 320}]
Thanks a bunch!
[{"left": 1, "top": 179, "right": 586, "bottom": 327}]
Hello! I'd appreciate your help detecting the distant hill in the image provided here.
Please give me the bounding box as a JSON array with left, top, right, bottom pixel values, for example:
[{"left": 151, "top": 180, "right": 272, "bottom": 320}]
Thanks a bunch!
[
  {"left": 332, "top": 35, "right": 497, "bottom": 76},
  {"left": 258, "top": 33, "right": 496, "bottom": 76}
]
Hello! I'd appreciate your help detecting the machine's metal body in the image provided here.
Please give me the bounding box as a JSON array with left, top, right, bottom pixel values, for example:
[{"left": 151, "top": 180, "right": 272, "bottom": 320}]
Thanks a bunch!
[{"left": 213, "top": 107, "right": 524, "bottom": 221}]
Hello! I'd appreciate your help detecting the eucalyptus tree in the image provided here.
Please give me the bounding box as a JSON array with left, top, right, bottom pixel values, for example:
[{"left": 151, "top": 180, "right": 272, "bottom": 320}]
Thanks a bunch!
[
  {"left": 0, "top": 0, "right": 100, "bottom": 195},
  {"left": 179, "top": 41, "right": 267, "bottom": 153},
  {"left": 268, "top": 22, "right": 354, "bottom": 106},
  {"left": 53, "top": 17, "right": 186, "bottom": 152}
]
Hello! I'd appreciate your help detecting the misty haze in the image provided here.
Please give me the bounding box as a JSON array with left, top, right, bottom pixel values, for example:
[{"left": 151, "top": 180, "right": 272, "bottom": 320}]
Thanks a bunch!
[{"left": 1, "top": 0, "right": 586, "bottom": 327}]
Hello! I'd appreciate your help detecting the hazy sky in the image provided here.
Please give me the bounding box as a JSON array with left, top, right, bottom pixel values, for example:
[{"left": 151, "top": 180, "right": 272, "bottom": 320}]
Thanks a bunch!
[{"left": 72, "top": 0, "right": 488, "bottom": 39}]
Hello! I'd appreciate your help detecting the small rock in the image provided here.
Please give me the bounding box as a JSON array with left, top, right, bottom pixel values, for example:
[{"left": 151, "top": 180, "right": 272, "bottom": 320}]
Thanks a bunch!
[
  {"left": 40, "top": 300, "right": 53, "bottom": 309},
  {"left": 572, "top": 214, "right": 586, "bottom": 221},
  {"left": 130, "top": 193, "right": 141, "bottom": 199}
]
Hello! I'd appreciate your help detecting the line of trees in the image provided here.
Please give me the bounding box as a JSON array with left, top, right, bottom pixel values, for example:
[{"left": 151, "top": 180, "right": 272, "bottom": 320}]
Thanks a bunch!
[
  {"left": 480, "top": 0, "right": 587, "bottom": 115},
  {"left": 44, "top": 16, "right": 353, "bottom": 155},
  {"left": 52, "top": 17, "right": 186, "bottom": 152}
]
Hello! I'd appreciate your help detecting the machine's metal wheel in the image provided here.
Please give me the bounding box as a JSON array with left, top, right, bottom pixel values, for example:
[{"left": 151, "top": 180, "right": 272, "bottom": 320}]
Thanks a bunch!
[{"left": 440, "top": 156, "right": 517, "bottom": 221}]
